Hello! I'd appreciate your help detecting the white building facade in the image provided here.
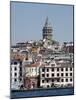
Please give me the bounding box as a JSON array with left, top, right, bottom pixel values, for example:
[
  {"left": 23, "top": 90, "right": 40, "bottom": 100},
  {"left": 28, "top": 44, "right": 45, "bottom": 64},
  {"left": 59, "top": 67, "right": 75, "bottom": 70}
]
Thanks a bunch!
[
  {"left": 11, "top": 60, "right": 23, "bottom": 90},
  {"left": 40, "top": 61, "right": 73, "bottom": 88}
]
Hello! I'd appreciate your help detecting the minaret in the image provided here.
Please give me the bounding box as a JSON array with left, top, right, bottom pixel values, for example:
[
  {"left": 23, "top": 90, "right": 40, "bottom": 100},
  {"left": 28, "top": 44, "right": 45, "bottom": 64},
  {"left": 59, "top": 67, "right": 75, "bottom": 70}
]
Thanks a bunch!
[{"left": 42, "top": 17, "right": 53, "bottom": 41}]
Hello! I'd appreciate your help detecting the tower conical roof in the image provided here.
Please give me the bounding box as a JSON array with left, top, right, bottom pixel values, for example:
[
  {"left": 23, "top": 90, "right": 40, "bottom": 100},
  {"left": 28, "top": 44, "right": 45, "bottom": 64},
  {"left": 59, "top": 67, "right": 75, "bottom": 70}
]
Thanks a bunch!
[
  {"left": 44, "top": 17, "right": 51, "bottom": 27},
  {"left": 42, "top": 17, "right": 53, "bottom": 40}
]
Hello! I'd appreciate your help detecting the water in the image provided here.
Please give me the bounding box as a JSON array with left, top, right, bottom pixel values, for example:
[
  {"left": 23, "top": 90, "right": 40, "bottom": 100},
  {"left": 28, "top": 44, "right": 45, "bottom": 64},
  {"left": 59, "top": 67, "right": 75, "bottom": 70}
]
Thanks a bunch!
[{"left": 11, "top": 87, "right": 74, "bottom": 99}]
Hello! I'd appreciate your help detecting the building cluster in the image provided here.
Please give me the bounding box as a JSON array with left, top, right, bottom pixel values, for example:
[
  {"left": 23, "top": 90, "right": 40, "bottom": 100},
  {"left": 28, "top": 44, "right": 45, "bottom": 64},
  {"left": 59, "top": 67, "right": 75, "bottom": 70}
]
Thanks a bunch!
[{"left": 11, "top": 17, "right": 74, "bottom": 90}]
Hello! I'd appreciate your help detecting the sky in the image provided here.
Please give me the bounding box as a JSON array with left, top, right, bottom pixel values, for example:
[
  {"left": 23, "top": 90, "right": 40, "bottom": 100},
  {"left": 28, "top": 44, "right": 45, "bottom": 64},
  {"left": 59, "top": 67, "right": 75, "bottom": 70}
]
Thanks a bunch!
[{"left": 11, "top": 1, "right": 73, "bottom": 45}]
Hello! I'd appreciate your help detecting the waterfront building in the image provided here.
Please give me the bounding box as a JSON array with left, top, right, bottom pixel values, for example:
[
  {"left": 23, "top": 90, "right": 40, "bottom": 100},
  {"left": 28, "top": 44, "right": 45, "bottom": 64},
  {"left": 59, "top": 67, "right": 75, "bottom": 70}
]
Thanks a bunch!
[
  {"left": 11, "top": 59, "right": 23, "bottom": 90},
  {"left": 39, "top": 60, "right": 73, "bottom": 88},
  {"left": 23, "top": 62, "right": 41, "bottom": 89}
]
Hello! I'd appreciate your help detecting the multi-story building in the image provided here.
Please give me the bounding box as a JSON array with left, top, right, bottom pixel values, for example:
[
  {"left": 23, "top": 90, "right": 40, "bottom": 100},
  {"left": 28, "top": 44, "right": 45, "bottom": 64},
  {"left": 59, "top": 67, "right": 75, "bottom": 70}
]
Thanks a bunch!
[
  {"left": 39, "top": 60, "right": 73, "bottom": 88},
  {"left": 62, "top": 42, "right": 74, "bottom": 53},
  {"left": 23, "top": 58, "right": 43, "bottom": 89},
  {"left": 11, "top": 59, "right": 23, "bottom": 90},
  {"left": 23, "top": 62, "right": 40, "bottom": 89}
]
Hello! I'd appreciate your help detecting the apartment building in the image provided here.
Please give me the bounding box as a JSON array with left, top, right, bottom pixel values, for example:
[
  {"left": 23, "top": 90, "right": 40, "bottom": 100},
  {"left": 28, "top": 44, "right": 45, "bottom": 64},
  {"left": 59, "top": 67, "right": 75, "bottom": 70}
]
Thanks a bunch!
[
  {"left": 11, "top": 59, "right": 23, "bottom": 90},
  {"left": 23, "top": 62, "right": 41, "bottom": 89},
  {"left": 39, "top": 61, "right": 73, "bottom": 88}
]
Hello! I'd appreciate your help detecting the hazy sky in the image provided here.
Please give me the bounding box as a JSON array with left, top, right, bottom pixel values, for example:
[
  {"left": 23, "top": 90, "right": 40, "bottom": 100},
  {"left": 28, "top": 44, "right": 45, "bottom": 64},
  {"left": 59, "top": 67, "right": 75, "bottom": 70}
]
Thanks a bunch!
[{"left": 11, "top": 2, "right": 73, "bottom": 45}]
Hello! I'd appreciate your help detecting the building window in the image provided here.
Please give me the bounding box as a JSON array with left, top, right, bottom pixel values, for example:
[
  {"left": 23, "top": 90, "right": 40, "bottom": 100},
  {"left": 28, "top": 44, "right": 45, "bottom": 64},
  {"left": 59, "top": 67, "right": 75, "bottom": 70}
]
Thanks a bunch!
[
  {"left": 70, "top": 68, "right": 72, "bottom": 71},
  {"left": 57, "top": 79, "right": 60, "bottom": 82},
  {"left": 14, "top": 62, "right": 17, "bottom": 65},
  {"left": 57, "top": 73, "right": 59, "bottom": 76},
  {"left": 47, "top": 74, "right": 49, "bottom": 77},
  {"left": 70, "top": 73, "right": 72, "bottom": 76},
  {"left": 42, "top": 80, "right": 44, "bottom": 83},
  {"left": 47, "top": 85, "right": 49, "bottom": 88},
  {"left": 57, "top": 68, "right": 59, "bottom": 71},
  {"left": 20, "top": 73, "right": 22, "bottom": 77},
  {"left": 66, "top": 73, "right": 68, "bottom": 76},
  {"left": 66, "top": 68, "right": 68, "bottom": 71},
  {"left": 61, "top": 68, "right": 63, "bottom": 71},
  {"left": 52, "top": 79, "right": 54, "bottom": 82},
  {"left": 52, "top": 73, "right": 54, "bottom": 77},
  {"left": 66, "top": 78, "right": 68, "bottom": 82},
  {"left": 51, "top": 68, "right": 54, "bottom": 71},
  {"left": 61, "top": 73, "right": 63, "bottom": 76},
  {"left": 61, "top": 79, "right": 64, "bottom": 82},
  {"left": 47, "top": 68, "right": 49, "bottom": 72},
  {"left": 20, "top": 78, "right": 22, "bottom": 81},
  {"left": 47, "top": 80, "right": 49, "bottom": 83},
  {"left": 70, "top": 78, "right": 72, "bottom": 82},
  {"left": 42, "top": 74, "right": 45, "bottom": 77},
  {"left": 42, "top": 68, "right": 45, "bottom": 72},
  {"left": 14, "top": 73, "right": 17, "bottom": 76},
  {"left": 14, "top": 67, "right": 17, "bottom": 71},
  {"left": 14, "top": 79, "right": 17, "bottom": 82}
]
